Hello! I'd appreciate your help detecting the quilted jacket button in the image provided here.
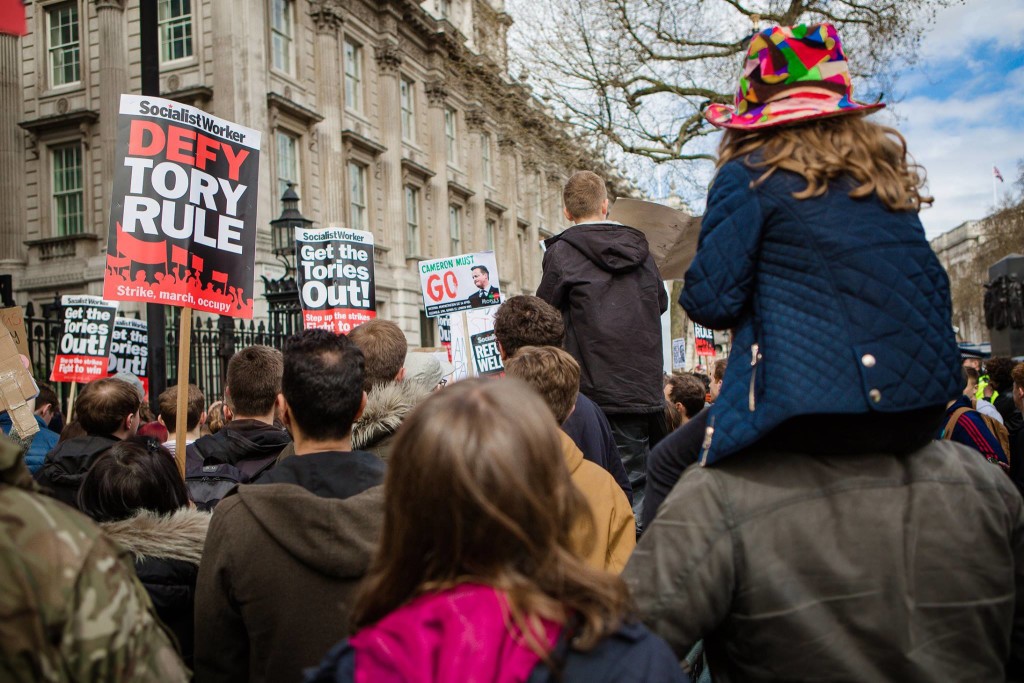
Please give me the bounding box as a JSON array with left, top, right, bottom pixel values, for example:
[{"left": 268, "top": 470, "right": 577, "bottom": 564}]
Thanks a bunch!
[
  {"left": 869, "top": 389, "right": 882, "bottom": 403},
  {"left": 861, "top": 354, "right": 876, "bottom": 368}
]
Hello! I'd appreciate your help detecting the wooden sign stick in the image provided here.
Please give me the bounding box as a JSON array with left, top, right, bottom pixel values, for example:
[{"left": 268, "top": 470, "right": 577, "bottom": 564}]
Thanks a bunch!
[
  {"left": 66, "top": 381, "right": 78, "bottom": 423},
  {"left": 174, "top": 307, "right": 192, "bottom": 480}
]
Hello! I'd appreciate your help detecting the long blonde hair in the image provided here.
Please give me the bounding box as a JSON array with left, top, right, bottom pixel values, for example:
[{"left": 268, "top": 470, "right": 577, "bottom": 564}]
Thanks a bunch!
[
  {"left": 717, "top": 114, "right": 933, "bottom": 211},
  {"left": 352, "top": 379, "right": 631, "bottom": 654}
]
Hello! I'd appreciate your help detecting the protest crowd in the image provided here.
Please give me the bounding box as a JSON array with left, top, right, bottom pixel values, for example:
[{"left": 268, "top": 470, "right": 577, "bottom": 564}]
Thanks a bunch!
[{"left": 5, "top": 22, "right": 1024, "bottom": 683}]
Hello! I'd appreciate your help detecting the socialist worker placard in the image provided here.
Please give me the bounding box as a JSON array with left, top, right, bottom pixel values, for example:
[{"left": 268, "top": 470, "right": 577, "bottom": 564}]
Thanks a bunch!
[{"left": 103, "top": 94, "right": 261, "bottom": 318}]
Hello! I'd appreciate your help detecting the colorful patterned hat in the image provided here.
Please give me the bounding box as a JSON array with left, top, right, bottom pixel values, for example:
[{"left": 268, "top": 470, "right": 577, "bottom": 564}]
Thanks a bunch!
[{"left": 705, "top": 23, "right": 883, "bottom": 130}]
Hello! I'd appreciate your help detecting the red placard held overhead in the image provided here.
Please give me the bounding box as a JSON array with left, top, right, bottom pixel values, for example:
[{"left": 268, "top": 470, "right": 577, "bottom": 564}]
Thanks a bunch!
[{"left": 103, "top": 95, "right": 261, "bottom": 318}]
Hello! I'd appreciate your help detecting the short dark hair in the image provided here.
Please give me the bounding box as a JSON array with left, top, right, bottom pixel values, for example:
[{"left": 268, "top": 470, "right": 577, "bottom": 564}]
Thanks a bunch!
[
  {"left": 77, "top": 437, "right": 190, "bottom": 522},
  {"left": 562, "top": 171, "right": 607, "bottom": 221},
  {"left": 225, "top": 345, "right": 283, "bottom": 417},
  {"left": 962, "top": 365, "right": 979, "bottom": 392},
  {"left": 76, "top": 378, "right": 141, "bottom": 436},
  {"left": 348, "top": 320, "right": 407, "bottom": 390},
  {"left": 35, "top": 382, "right": 60, "bottom": 415},
  {"left": 665, "top": 373, "right": 706, "bottom": 418},
  {"left": 504, "top": 346, "right": 580, "bottom": 423},
  {"left": 493, "top": 296, "right": 565, "bottom": 358},
  {"left": 158, "top": 384, "right": 206, "bottom": 433},
  {"left": 282, "top": 329, "right": 365, "bottom": 440},
  {"left": 1011, "top": 362, "right": 1024, "bottom": 391},
  {"left": 472, "top": 265, "right": 489, "bottom": 276},
  {"left": 985, "top": 357, "right": 1016, "bottom": 393}
]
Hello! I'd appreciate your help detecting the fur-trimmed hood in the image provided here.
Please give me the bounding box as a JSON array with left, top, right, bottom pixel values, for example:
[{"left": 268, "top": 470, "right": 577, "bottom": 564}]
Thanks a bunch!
[
  {"left": 100, "top": 507, "right": 211, "bottom": 564},
  {"left": 352, "top": 380, "right": 431, "bottom": 451}
]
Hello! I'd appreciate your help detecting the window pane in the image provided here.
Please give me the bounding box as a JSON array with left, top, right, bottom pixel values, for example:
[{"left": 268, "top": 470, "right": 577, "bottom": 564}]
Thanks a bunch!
[
  {"left": 485, "top": 219, "right": 495, "bottom": 251},
  {"left": 349, "top": 163, "right": 366, "bottom": 230},
  {"left": 400, "top": 78, "right": 415, "bottom": 141},
  {"left": 482, "top": 133, "right": 491, "bottom": 183},
  {"left": 449, "top": 206, "right": 461, "bottom": 254},
  {"left": 158, "top": 0, "right": 193, "bottom": 62},
  {"left": 271, "top": 0, "right": 293, "bottom": 73},
  {"left": 52, "top": 144, "right": 83, "bottom": 237},
  {"left": 405, "top": 187, "right": 419, "bottom": 255},
  {"left": 445, "top": 108, "right": 457, "bottom": 162},
  {"left": 275, "top": 131, "right": 300, "bottom": 208},
  {"left": 48, "top": 4, "right": 80, "bottom": 87},
  {"left": 344, "top": 41, "right": 362, "bottom": 111}
]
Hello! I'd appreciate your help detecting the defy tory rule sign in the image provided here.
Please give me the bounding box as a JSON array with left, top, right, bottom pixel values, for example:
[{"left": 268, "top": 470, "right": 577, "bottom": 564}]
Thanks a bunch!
[{"left": 103, "top": 95, "right": 261, "bottom": 318}]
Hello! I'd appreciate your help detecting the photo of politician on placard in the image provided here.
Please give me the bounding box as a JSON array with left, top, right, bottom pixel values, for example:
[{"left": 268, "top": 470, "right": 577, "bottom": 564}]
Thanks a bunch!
[{"left": 467, "top": 264, "right": 500, "bottom": 308}]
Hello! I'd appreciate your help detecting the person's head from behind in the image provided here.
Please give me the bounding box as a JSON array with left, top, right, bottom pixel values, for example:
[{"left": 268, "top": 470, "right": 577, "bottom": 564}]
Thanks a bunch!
[
  {"left": 962, "top": 366, "right": 979, "bottom": 398},
  {"left": 1011, "top": 362, "right": 1024, "bottom": 412},
  {"left": 76, "top": 378, "right": 142, "bottom": 439},
  {"left": 471, "top": 265, "right": 490, "bottom": 290},
  {"left": 664, "top": 373, "right": 706, "bottom": 423},
  {"left": 503, "top": 346, "right": 579, "bottom": 424},
  {"left": 158, "top": 384, "right": 206, "bottom": 436},
  {"left": 710, "top": 359, "right": 727, "bottom": 402},
  {"left": 709, "top": 25, "right": 929, "bottom": 213},
  {"left": 985, "top": 357, "right": 1016, "bottom": 394},
  {"left": 205, "top": 400, "right": 226, "bottom": 434},
  {"left": 225, "top": 345, "right": 283, "bottom": 421},
  {"left": 354, "top": 379, "right": 629, "bottom": 649},
  {"left": 962, "top": 357, "right": 982, "bottom": 372},
  {"left": 279, "top": 329, "right": 366, "bottom": 446},
  {"left": 77, "top": 436, "right": 190, "bottom": 522},
  {"left": 348, "top": 319, "right": 408, "bottom": 391},
  {"left": 562, "top": 171, "right": 608, "bottom": 224},
  {"left": 34, "top": 383, "right": 60, "bottom": 426},
  {"left": 493, "top": 295, "right": 565, "bottom": 360}
]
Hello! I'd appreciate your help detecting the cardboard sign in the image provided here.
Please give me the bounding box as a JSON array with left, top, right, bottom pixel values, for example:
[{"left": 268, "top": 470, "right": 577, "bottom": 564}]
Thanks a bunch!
[
  {"left": 672, "top": 337, "right": 686, "bottom": 370},
  {"left": 50, "top": 296, "right": 119, "bottom": 383},
  {"left": 107, "top": 317, "right": 149, "bottom": 396},
  {"left": 694, "top": 322, "right": 716, "bottom": 357},
  {"left": 0, "top": 320, "right": 39, "bottom": 438},
  {"left": 0, "top": 307, "right": 29, "bottom": 358},
  {"left": 470, "top": 330, "right": 504, "bottom": 376},
  {"left": 449, "top": 307, "right": 502, "bottom": 380},
  {"left": 296, "top": 227, "right": 376, "bottom": 334},
  {"left": 419, "top": 252, "right": 501, "bottom": 318},
  {"left": 103, "top": 94, "right": 261, "bottom": 318},
  {"left": 608, "top": 198, "right": 701, "bottom": 280}
]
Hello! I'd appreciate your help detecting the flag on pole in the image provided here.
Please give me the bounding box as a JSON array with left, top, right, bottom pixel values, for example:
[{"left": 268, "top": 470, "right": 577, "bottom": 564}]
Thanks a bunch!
[{"left": 994, "top": 166, "right": 1004, "bottom": 182}]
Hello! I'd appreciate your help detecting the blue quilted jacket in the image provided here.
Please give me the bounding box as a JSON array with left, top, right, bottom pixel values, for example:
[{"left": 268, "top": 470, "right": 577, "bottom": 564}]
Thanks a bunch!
[{"left": 680, "top": 158, "right": 961, "bottom": 465}]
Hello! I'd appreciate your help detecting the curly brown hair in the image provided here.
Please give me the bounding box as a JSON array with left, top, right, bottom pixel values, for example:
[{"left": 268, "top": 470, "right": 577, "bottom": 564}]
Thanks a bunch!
[{"left": 717, "top": 114, "right": 932, "bottom": 212}]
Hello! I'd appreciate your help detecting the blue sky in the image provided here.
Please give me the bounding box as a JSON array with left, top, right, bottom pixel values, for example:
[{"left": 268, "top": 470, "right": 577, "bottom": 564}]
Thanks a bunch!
[{"left": 883, "top": 0, "right": 1024, "bottom": 238}]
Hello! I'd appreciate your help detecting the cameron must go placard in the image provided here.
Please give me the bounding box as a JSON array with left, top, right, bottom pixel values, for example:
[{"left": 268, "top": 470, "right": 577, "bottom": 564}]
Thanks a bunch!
[{"left": 103, "top": 94, "right": 261, "bottom": 318}]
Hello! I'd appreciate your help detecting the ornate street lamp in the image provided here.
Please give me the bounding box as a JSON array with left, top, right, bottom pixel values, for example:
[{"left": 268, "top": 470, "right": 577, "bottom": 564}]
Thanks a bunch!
[{"left": 269, "top": 183, "right": 311, "bottom": 274}]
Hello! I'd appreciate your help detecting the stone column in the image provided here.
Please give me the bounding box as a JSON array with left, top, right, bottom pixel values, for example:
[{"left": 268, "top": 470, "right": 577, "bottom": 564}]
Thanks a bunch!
[
  {"left": 374, "top": 41, "right": 403, "bottom": 257},
  {"left": 0, "top": 34, "right": 23, "bottom": 262},
  {"left": 464, "top": 106, "right": 486, "bottom": 252},
  {"left": 311, "top": 3, "right": 345, "bottom": 224},
  {"left": 497, "top": 134, "right": 519, "bottom": 289},
  {"left": 96, "top": 0, "right": 128, "bottom": 223},
  {"left": 424, "top": 78, "right": 449, "bottom": 259}
]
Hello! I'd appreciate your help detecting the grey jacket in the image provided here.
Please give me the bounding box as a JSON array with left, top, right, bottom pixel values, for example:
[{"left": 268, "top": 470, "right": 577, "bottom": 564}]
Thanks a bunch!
[{"left": 624, "top": 440, "right": 1024, "bottom": 682}]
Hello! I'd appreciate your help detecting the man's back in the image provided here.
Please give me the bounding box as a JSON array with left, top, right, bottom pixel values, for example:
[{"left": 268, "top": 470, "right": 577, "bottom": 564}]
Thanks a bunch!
[
  {"left": 537, "top": 223, "right": 667, "bottom": 414},
  {"left": 194, "top": 452, "right": 384, "bottom": 683},
  {"left": 626, "top": 440, "right": 1024, "bottom": 682},
  {"left": 187, "top": 419, "right": 290, "bottom": 474}
]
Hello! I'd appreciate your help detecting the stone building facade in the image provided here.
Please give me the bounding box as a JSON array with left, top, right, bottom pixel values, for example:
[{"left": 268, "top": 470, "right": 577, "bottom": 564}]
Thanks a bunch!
[{"left": 2, "top": 0, "right": 628, "bottom": 342}]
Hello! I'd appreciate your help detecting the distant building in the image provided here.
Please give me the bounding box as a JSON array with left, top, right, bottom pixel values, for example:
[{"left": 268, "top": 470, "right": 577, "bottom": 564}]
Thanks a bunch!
[{"left": 1, "top": 0, "right": 630, "bottom": 343}]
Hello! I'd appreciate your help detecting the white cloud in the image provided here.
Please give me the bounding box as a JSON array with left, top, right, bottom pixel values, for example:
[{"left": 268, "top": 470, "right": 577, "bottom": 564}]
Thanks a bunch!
[
  {"left": 916, "top": 0, "right": 1024, "bottom": 62},
  {"left": 884, "top": 0, "right": 1024, "bottom": 239}
]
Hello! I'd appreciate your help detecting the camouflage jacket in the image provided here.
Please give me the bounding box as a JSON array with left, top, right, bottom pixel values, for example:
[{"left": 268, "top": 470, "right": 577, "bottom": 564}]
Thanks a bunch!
[{"left": 0, "top": 434, "right": 190, "bottom": 682}]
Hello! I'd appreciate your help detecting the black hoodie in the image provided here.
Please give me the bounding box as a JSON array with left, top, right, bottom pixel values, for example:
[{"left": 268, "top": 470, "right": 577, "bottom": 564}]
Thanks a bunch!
[
  {"left": 34, "top": 434, "right": 119, "bottom": 509},
  {"left": 537, "top": 222, "right": 668, "bottom": 414},
  {"left": 187, "top": 419, "right": 291, "bottom": 478}
]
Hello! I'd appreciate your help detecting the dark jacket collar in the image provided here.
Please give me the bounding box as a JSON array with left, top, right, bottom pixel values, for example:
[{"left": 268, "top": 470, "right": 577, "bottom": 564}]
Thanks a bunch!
[{"left": 256, "top": 450, "right": 384, "bottom": 500}]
